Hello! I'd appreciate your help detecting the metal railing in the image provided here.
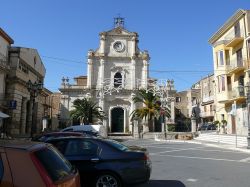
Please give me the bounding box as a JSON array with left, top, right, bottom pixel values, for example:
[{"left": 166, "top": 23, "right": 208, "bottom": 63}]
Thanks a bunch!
[
  {"left": 232, "top": 86, "right": 245, "bottom": 98},
  {"left": 224, "top": 28, "right": 243, "bottom": 41}
]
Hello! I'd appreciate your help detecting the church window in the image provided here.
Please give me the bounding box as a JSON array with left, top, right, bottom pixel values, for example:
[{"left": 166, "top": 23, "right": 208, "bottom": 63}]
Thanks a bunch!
[{"left": 114, "top": 72, "right": 122, "bottom": 88}]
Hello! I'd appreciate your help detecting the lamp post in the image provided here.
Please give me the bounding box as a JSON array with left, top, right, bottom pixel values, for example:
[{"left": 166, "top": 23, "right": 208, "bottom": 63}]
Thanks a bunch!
[
  {"left": 27, "top": 80, "right": 43, "bottom": 138},
  {"left": 245, "top": 82, "right": 250, "bottom": 149}
]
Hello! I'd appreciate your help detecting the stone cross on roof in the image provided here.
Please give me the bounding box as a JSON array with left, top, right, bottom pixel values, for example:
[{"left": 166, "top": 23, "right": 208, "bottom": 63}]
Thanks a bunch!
[{"left": 114, "top": 16, "right": 124, "bottom": 28}]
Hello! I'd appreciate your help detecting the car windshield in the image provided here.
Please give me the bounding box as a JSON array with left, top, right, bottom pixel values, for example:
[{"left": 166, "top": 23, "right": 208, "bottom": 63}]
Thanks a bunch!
[
  {"left": 104, "top": 139, "right": 129, "bottom": 151},
  {"left": 34, "top": 145, "right": 74, "bottom": 182}
]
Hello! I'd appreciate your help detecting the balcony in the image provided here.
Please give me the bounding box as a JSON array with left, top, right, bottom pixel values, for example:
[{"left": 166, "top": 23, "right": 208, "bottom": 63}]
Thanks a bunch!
[
  {"left": 225, "top": 29, "right": 244, "bottom": 48},
  {"left": 201, "top": 96, "right": 214, "bottom": 105},
  {"left": 227, "top": 57, "right": 245, "bottom": 75},
  {"left": 230, "top": 86, "right": 246, "bottom": 102},
  {"left": 200, "top": 111, "right": 215, "bottom": 118},
  {"left": 217, "top": 91, "right": 232, "bottom": 103}
]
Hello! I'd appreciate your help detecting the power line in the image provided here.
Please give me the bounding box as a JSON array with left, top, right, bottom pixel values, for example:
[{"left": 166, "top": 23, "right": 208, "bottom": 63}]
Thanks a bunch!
[{"left": 42, "top": 55, "right": 84, "bottom": 64}]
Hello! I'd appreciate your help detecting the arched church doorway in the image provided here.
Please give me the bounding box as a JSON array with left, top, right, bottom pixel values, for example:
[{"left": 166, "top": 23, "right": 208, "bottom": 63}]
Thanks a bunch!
[{"left": 111, "top": 107, "right": 124, "bottom": 132}]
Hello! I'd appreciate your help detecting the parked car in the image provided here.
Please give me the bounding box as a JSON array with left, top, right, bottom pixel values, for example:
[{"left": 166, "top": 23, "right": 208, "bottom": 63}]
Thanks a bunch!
[
  {"left": 47, "top": 137, "right": 151, "bottom": 187},
  {"left": 32, "top": 131, "right": 85, "bottom": 142},
  {"left": 0, "top": 140, "right": 80, "bottom": 187},
  {"left": 61, "top": 125, "right": 107, "bottom": 138},
  {"left": 198, "top": 123, "right": 216, "bottom": 131},
  {"left": 207, "top": 124, "right": 217, "bottom": 130}
]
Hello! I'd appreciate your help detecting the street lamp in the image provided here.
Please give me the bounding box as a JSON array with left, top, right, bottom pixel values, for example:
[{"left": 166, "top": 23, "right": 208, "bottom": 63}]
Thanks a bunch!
[
  {"left": 244, "top": 82, "right": 250, "bottom": 149},
  {"left": 27, "top": 80, "right": 43, "bottom": 138}
]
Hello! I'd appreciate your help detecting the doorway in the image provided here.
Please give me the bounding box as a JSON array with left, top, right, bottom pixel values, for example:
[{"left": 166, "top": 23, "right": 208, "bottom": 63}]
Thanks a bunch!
[{"left": 111, "top": 108, "right": 124, "bottom": 133}]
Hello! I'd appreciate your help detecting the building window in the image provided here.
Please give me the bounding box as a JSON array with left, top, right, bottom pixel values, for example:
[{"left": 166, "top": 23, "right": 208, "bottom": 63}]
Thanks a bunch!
[
  {"left": 204, "top": 105, "right": 207, "bottom": 112},
  {"left": 217, "top": 75, "right": 225, "bottom": 92},
  {"left": 210, "top": 105, "right": 212, "bottom": 112},
  {"left": 234, "top": 22, "right": 241, "bottom": 37},
  {"left": 221, "top": 75, "right": 225, "bottom": 91},
  {"left": 217, "top": 50, "right": 224, "bottom": 66},
  {"left": 18, "top": 62, "right": 29, "bottom": 74},
  {"left": 236, "top": 48, "right": 243, "bottom": 67},
  {"left": 192, "top": 97, "right": 196, "bottom": 105},
  {"left": 176, "top": 97, "right": 181, "bottom": 102},
  {"left": 114, "top": 72, "right": 122, "bottom": 88}
]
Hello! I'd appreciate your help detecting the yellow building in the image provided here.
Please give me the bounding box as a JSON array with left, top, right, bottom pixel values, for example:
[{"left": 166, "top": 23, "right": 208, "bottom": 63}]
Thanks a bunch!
[{"left": 209, "top": 9, "right": 250, "bottom": 135}]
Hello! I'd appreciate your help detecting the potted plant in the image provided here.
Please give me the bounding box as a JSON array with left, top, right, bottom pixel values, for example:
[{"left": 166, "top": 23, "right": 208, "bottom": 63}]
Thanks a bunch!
[
  {"left": 213, "top": 120, "right": 220, "bottom": 133},
  {"left": 221, "top": 120, "right": 227, "bottom": 133}
]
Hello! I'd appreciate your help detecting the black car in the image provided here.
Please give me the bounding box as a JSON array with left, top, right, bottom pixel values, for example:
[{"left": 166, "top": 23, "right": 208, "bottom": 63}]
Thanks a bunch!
[
  {"left": 198, "top": 123, "right": 216, "bottom": 131},
  {"left": 47, "top": 137, "right": 151, "bottom": 187}
]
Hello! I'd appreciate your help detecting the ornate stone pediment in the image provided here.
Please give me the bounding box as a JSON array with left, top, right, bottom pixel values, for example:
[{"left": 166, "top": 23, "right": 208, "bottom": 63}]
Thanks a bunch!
[{"left": 105, "top": 27, "right": 136, "bottom": 36}]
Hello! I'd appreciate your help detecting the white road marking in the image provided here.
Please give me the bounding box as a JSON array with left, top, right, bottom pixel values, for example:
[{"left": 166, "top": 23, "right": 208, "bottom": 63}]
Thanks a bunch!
[
  {"left": 153, "top": 154, "right": 250, "bottom": 163},
  {"left": 239, "top": 157, "right": 250, "bottom": 162},
  {"left": 186, "top": 178, "right": 198, "bottom": 182},
  {"left": 150, "top": 146, "right": 205, "bottom": 155}
]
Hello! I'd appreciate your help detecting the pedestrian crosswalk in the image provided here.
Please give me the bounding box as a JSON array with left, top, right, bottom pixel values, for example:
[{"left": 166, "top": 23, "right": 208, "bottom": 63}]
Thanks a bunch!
[{"left": 195, "top": 132, "right": 247, "bottom": 147}]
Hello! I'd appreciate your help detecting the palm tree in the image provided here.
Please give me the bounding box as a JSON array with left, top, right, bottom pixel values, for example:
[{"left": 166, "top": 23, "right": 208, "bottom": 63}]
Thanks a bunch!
[
  {"left": 131, "top": 89, "right": 171, "bottom": 131},
  {"left": 70, "top": 98, "right": 105, "bottom": 125}
]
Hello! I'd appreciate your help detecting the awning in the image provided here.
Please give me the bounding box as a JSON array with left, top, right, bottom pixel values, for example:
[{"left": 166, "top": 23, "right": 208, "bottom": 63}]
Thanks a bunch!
[{"left": 0, "top": 112, "right": 9, "bottom": 118}]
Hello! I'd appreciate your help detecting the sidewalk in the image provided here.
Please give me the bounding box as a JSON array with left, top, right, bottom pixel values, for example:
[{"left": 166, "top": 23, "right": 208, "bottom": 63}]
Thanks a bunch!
[
  {"left": 190, "top": 139, "right": 250, "bottom": 154},
  {"left": 154, "top": 136, "right": 250, "bottom": 154}
]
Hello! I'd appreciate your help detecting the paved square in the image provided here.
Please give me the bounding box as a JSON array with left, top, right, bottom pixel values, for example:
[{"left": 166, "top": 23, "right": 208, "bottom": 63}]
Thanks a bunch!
[{"left": 124, "top": 139, "right": 250, "bottom": 187}]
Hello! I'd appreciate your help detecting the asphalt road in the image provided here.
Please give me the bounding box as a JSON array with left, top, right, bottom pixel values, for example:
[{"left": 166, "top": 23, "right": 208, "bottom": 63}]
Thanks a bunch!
[{"left": 123, "top": 139, "right": 250, "bottom": 187}]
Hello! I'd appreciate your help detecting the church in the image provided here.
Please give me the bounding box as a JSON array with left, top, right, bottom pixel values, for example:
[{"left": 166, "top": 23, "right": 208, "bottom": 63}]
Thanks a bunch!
[{"left": 59, "top": 18, "right": 175, "bottom": 135}]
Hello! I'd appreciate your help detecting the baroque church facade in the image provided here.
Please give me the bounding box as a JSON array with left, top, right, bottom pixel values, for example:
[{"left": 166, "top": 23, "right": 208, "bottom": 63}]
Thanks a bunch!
[{"left": 60, "top": 18, "right": 175, "bottom": 134}]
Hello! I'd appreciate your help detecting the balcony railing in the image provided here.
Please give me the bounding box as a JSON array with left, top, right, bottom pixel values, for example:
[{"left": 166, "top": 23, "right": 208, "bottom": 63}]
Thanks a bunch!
[
  {"left": 225, "top": 29, "right": 244, "bottom": 47},
  {"left": 231, "top": 86, "right": 245, "bottom": 99},
  {"left": 202, "top": 96, "right": 214, "bottom": 103},
  {"left": 227, "top": 56, "right": 245, "bottom": 74},
  {"left": 200, "top": 111, "right": 215, "bottom": 117}
]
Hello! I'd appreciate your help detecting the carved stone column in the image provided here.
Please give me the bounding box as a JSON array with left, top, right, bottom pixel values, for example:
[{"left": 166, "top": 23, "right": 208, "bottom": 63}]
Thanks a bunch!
[
  {"left": 131, "top": 57, "right": 136, "bottom": 89},
  {"left": 99, "top": 32, "right": 106, "bottom": 55},
  {"left": 87, "top": 50, "right": 94, "bottom": 89},
  {"left": 142, "top": 51, "right": 150, "bottom": 88},
  {"left": 99, "top": 58, "right": 105, "bottom": 89},
  {"left": 131, "top": 36, "right": 137, "bottom": 56}
]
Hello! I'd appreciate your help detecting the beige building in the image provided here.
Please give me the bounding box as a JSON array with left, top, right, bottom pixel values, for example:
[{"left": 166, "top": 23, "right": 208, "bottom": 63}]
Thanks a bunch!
[
  {"left": 175, "top": 89, "right": 201, "bottom": 118},
  {"left": 48, "top": 92, "right": 61, "bottom": 130},
  {"left": 197, "top": 74, "right": 215, "bottom": 123},
  {"left": 5, "top": 47, "right": 49, "bottom": 136},
  {"left": 175, "top": 88, "right": 200, "bottom": 131},
  {"left": 0, "top": 28, "right": 14, "bottom": 113},
  {"left": 209, "top": 9, "right": 250, "bottom": 135}
]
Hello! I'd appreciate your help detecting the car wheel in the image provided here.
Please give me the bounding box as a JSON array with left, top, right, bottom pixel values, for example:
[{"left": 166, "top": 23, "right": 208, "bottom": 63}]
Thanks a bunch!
[{"left": 95, "top": 172, "right": 122, "bottom": 187}]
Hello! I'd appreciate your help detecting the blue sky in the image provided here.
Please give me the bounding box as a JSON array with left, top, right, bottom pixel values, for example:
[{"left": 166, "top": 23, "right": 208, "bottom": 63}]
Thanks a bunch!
[{"left": 1, "top": 0, "right": 249, "bottom": 92}]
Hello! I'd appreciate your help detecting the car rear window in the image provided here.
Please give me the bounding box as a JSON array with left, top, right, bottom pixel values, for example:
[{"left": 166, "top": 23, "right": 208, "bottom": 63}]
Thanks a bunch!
[
  {"left": 34, "top": 146, "right": 74, "bottom": 182},
  {"left": 104, "top": 139, "right": 128, "bottom": 151}
]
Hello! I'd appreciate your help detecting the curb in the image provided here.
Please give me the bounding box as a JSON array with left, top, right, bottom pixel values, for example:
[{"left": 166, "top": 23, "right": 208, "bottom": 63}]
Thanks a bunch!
[{"left": 154, "top": 138, "right": 250, "bottom": 154}]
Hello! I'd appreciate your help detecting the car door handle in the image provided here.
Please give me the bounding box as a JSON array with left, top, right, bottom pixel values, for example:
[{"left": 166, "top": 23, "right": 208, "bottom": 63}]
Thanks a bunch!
[{"left": 91, "top": 158, "right": 99, "bottom": 162}]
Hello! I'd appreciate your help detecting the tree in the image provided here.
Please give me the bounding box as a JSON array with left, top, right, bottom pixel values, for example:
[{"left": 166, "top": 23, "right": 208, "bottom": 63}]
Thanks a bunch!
[
  {"left": 70, "top": 98, "right": 105, "bottom": 125},
  {"left": 131, "top": 89, "right": 171, "bottom": 131}
]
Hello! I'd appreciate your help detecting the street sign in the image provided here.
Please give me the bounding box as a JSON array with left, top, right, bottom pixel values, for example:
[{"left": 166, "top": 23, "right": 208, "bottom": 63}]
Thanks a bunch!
[{"left": 9, "top": 100, "right": 17, "bottom": 109}]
